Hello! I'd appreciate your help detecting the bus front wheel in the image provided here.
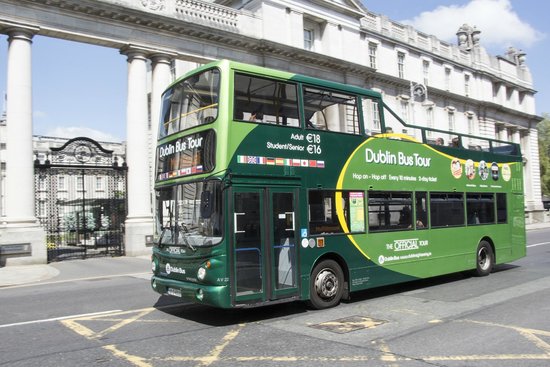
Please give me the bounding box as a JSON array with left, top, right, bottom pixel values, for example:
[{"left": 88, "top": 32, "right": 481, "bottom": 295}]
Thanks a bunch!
[
  {"left": 475, "top": 240, "right": 494, "bottom": 276},
  {"left": 308, "top": 259, "right": 344, "bottom": 309}
]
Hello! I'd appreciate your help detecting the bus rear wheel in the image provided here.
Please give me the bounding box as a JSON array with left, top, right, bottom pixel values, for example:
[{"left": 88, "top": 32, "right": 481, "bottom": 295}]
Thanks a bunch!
[
  {"left": 308, "top": 259, "right": 344, "bottom": 309},
  {"left": 475, "top": 240, "right": 494, "bottom": 276}
]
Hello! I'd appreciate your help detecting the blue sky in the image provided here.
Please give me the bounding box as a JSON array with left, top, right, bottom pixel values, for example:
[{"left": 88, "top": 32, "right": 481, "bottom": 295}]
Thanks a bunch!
[{"left": 0, "top": 0, "right": 547, "bottom": 142}]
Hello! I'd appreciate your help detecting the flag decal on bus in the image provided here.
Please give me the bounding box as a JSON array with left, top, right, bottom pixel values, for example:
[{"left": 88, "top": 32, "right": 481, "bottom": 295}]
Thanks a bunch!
[{"left": 237, "top": 155, "right": 325, "bottom": 168}]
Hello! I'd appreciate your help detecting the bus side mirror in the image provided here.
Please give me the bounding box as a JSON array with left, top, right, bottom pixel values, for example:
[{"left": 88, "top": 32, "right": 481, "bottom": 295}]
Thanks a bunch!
[{"left": 200, "top": 191, "right": 212, "bottom": 218}]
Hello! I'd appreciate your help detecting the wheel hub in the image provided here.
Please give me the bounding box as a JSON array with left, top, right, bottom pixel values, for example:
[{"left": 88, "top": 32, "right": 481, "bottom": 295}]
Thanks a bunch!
[
  {"left": 478, "top": 248, "right": 489, "bottom": 270},
  {"left": 315, "top": 269, "right": 339, "bottom": 298}
]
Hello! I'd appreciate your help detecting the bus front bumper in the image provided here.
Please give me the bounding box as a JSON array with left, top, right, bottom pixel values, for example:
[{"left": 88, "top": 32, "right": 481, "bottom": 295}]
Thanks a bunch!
[{"left": 151, "top": 276, "right": 231, "bottom": 308}]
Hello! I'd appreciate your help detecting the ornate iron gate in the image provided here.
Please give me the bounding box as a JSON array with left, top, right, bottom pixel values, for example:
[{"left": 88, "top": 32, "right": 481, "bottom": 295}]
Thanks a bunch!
[{"left": 34, "top": 137, "right": 127, "bottom": 262}]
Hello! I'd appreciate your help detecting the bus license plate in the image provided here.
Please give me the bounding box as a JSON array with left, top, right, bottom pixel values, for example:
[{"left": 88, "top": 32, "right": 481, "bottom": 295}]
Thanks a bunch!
[{"left": 167, "top": 288, "right": 182, "bottom": 297}]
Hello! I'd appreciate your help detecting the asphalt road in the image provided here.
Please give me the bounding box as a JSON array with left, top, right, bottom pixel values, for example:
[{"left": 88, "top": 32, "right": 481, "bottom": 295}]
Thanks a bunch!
[{"left": 1, "top": 228, "right": 549, "bottom": 366}]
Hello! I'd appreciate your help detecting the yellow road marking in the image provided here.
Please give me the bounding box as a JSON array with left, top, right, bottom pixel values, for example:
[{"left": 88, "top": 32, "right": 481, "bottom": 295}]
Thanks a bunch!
[
  {"left": 61, "top": 307, "right": 156, "bottom": 340},
  {"left": 423, "top": 354, "right": 550, "bottom": 361},
  {"left": 103, "top": 344, "right": 153, "bottom": 367},
  {"left": 58, "top": 307, "right": 550, "bottom": 365},
  {"left": 196, "top": 323, "right": 245, "bottom": 367},
  {"left": 61, "top": 318, "right": 97, "bottom": 339},
  {"left": 463, "top": 319, "right": 550, "bottom": 354},
  {"left": 160, "top": 356, "right": 373, "bottom": 362},
  {"left": 94, "top": 309, "right": 154, "bottom": 339},
  {"left": 379, "top": 340, "right": 401, "bottom": 366}
]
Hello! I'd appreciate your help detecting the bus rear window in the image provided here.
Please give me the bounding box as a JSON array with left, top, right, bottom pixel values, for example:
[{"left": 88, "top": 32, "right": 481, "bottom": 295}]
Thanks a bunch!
[{"left": 159, "top": 68, "right": 220, "bottom": 138}]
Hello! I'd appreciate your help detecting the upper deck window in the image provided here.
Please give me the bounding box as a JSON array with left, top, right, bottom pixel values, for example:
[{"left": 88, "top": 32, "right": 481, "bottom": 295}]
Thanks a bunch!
[
  {"left": 234, "top": 73, "right": 300, "bottom": 127},
  {"left": 304, "top": 87, "right": 360, "bottom": 135},
  {"left": 159, "top": 68, "right": 220, "bottom": 139}
]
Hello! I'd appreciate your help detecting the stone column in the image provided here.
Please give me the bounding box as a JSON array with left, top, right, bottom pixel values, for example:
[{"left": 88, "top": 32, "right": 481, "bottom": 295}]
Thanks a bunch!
[
  {"left": 150, "top": 53, "right": 173, "bottom": 181},
  {"left": 523, "top": 128, "right": 544, "bottom": 221},
  {"left": 0, "top": 27, "right": 46, "bottom": 265},
  {"left": 149, "top": 54, "right": 173, "bottom": 240},
  {"left": 121, "top": 47, "right": 154, "bottom": 256}
]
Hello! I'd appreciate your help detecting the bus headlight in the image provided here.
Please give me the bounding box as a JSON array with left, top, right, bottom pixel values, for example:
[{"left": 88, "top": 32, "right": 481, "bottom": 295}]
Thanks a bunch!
[
  {"left": 197, "top": 288, "right": 204, "bottom": 301},
  {"left": 197, "top": 260, "right": 211, "bottom": 281},
  {"left": 197, "top": 267, "right": 206, "bottom": 280},
  {"left": 151, "top": 257, "right": 158, "bottom": 273}
]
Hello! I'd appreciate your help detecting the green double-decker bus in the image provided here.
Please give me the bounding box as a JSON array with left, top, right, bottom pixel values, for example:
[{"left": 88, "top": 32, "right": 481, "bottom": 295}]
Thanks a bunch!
[{"left": 151, "top": 60, "right": 525, "bottom": 309}]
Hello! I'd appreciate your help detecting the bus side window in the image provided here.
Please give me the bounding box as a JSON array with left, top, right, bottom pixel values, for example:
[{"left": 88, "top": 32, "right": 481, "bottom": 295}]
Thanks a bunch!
[
  {"left": 304, "top": 87, "right": 360, "bottom": 135},
  {"left": 496, "top": 193, "right": 507, "bottom": 223},
  {"left": 430, "top": 192, "right": 465, "bottom": 228},
  {"left": 415, "top": 192, "right": 427, "bottom": 229},
  {"left": 466, "top": 193, "right": 495, "bottom": 225},
  {"left": 233, "top": 73, "right": 300, "bottom": 127},
  {"left": 368, "top": 191, "right": 412, "bottom": 232}
]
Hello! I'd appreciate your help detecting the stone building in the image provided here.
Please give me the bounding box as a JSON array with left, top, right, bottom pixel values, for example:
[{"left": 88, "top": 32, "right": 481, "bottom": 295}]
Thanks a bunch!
[{"left": 0, "top": 0, "right": 543, "bottom": 264}]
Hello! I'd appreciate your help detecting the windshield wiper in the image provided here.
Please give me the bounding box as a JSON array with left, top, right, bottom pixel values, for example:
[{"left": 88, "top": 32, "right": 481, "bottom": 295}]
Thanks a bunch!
[{"left": 180, "top": 223, "right": 197, "bottom": 251}]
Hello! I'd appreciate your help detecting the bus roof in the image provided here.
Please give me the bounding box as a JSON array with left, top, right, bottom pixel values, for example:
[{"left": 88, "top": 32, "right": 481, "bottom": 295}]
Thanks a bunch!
[{"left": 166, "top": 59, "right": 382, "bottom": 99}]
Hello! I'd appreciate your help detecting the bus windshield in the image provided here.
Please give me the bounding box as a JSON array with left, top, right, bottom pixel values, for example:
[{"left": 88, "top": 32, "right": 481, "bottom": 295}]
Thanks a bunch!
[
  {"left": 159, "top": 68, "right": 220, "bottom": 138},
  {"left": 156, "top": 180, "right": 223, "bottom": 249}
]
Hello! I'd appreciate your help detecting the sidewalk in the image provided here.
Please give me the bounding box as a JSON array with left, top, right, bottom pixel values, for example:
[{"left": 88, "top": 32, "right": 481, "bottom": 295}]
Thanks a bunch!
[
  {"left": 1, "top": 222, "right": 549, "bottom": 288},
  {"left": 0, "top": 256, "right": 151, "bottom": 288}
]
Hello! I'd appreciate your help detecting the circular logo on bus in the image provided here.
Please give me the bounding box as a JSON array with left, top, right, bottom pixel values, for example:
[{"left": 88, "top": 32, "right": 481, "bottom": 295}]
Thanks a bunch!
[
  {"left": 451, "top": 158, "right": 462, "bottom": 179},
  {"left": 465, "top": 159, "right": 475, "bottom": 180},
  {"left": 478, "top": 160, "right": 489, "bottom": 180},
  {"left": 491, "top": 162, "right": 499, "bottom": 181}
]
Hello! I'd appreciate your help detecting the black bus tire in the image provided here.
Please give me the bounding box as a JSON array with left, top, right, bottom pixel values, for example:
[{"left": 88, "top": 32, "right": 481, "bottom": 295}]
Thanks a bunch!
[
  {"left": 308, "top": 259, "right": 344, "bottom": 309},
  {"left": 475, "top": 240, "right": 494, "bottom": 277}
]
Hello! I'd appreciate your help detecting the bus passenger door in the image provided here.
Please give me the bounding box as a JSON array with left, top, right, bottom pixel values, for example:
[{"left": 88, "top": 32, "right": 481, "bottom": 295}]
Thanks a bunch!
[
  {"left": 232, "top": 188, "right": 299, "bottom": 305},
  {"left": 269, "top": 189, "right": 299, "bottom": 300},
  {"left": 233, "top": 189, "right": 265, "bottom": 303}
]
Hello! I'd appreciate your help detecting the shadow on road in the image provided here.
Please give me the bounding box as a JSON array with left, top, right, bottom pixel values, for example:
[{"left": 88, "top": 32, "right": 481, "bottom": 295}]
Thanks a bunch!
[
  {"left": 153, "top": 296, "right": 307, "bottom": 326},
  {"left": 152, "top": 264, "right": 521, "bottom": 325}
]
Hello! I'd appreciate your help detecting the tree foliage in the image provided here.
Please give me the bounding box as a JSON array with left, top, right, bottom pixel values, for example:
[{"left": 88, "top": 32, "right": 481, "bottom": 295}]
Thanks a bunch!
[{"left": 538, "top": 114, "right": 550, "bottom": 196}]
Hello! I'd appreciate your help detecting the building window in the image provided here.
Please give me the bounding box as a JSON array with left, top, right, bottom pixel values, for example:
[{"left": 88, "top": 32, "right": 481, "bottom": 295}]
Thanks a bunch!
[
  {"left": 445, "top": 67, "right": 452, "bottom": 91},
  {"left": 397, "top": 52, "right": 405, "bottom": 79},
  {"left": 38, "top": 176, "right": 46, "bottom": 191},
  {"left": 423, "top": 60, "right": 430, "bottom": 85},
  {"left": 304, "top": 28, "right": 314, "bottom": 50},
  {"left": 468, "top": 115, "right": 475, "bottom": 135},
  {"left": 400, "top": 99, "right": 409, "bottom": 122},
  {"left": 58, "top": 176, "right": 66, "bottom": 191},
  {"left": 361, "top": 97, "right": 381, "bottom": 133},
  {"left": 368, "top": 43, "right": 377, "bottom": 69},
  {"left": 38, "top": 200, "right": 46, "bottom": 218},
  {"left": 464, "top": 74, "right": 470, "bottom": 96},
  {"left": 96, "top": 177, "right": 104, "bottom": 191},
  {"left": 448, "top": 111, "right": 455, "bottom": 132},
  {"left": 77, "top": 176, "right": 84, "bottom": 191},
  {"left": 426, "top": 107, "right": 434, "bottom": 135}
]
